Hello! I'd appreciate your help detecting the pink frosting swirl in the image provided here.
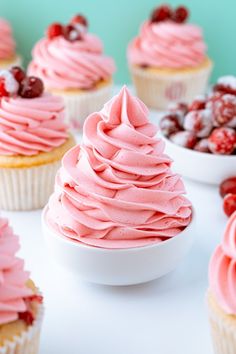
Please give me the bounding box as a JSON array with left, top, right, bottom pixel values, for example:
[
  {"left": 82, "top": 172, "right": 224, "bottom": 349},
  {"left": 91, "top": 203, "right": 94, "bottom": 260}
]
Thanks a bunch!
[
  {"left": 0, "top": 93, "right": 69, "bottom": 156},
  {"left": 0, "top": 217, "right": 32, "bottom": 326},
  {"left": 128, "top": 21, "right": 207, "bottom": 68},
  {"left": 46, "top": 86, "right": 192, "bottom": 249},
  {"left": 209, "top": 212, "right": 236, "bottom": 314},
  {"left": 28, "top": 34, "right": 116, "bottom": 90},
  {"left": 0, "top": 19, "right": 16, "bottom": 60}
]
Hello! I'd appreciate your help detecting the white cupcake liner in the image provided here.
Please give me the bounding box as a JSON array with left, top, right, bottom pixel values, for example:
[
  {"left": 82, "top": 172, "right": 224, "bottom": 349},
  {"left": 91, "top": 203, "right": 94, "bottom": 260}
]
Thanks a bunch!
[
  {"left": 0, "top": 303, "right": 44, "bottom": 354},
  {"left": 130, "top": 61, "right": 212, "bottom": 110},
  {"left": 0, "top": 161, "right": 61, "bottom": 211},
  {"left": 54, "top": 82, "right": 113, "bottom": 130},
  {"left": 208, "top": 293, "right": 236, "bottom": 354},
  {"left": 0, "top": 56, "right": 22, "bottom": 70}
]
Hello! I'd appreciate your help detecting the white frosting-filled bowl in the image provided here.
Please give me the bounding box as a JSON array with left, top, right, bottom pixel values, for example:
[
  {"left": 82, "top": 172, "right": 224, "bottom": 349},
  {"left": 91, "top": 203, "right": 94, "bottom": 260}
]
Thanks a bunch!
[
  {"left": 162, "top": 135, "right": 236, "bottom": 185},
  {"left": 42, "top": 206, "right": 196, "bottom": 286}
]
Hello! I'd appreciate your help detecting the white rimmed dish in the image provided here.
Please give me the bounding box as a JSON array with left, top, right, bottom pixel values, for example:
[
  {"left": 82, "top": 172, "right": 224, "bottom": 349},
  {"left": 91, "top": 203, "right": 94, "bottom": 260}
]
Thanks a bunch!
[
  {"left": 42, "top": 206, "right": 196, "bottom": 286},
  {"left": 162, "top": 135, "right": 236, "bottom": 185}
]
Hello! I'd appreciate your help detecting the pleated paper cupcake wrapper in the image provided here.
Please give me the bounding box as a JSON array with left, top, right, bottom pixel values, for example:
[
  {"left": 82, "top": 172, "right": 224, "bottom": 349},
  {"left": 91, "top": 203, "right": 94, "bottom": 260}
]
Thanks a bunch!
[
  {"left": 0, "top": 160, "right": 61, "bottom": 211},
  {"left": 130, "top": 63, "right": 212, "bottom": 110},
  {"left": 208, "top": 295, "right": 236, "bottom": 354},
  {"left": 58, "top": 83, "right": 113, "bottom": 130},
  {"left": 0, "top": 56, "right": 22, "bottom": 70},
  {"left": 0, "top": 304, "right": 44, "bottom": 354}
]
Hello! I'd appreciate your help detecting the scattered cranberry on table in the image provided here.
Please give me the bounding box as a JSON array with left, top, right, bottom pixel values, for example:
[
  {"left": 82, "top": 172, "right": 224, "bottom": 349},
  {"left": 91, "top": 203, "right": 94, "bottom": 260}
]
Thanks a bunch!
[
  {"left": 219, "top": 177, "right": 236, "bottom": 217},
  {"left": 220, "top": 177, "right": 236, "bottom": 198},
  {"left": 223, "top": 193, "right": 236, "bottom": 217},
  {"left": 151, "top": 4, "right": 188, "bottom": 23},
  {"left": 160, "top": 75, "right": 236, "bottom": 155}
]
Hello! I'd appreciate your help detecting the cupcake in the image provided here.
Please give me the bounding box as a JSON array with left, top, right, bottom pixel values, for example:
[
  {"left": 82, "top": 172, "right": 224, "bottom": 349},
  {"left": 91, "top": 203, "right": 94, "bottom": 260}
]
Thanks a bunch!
[
  {"left": 0, "top": 216, "right": 44, "bottom": 353},
  {"left": 0, "top": 18, "right": 21, "bottom": 69},
  {"left": 208, "top": 211, "right": 236, "bottom": 353},
  {"left": 28, "top": 14, "right": 116, "bottom": 130},
  {"left": 127, "top": 4, "right": 212, "bottom": 110},
  {"left": 0, "top": 67, "right": 75, "bottom": 211},
  {"left": 45, "top": 86, "right": 192, "bottom": 249}
]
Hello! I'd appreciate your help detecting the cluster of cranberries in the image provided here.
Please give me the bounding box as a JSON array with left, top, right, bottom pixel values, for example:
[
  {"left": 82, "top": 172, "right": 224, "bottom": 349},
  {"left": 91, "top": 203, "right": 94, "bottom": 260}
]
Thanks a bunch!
[
  {"left": 47, "top": 14, "right": 88, "bottom": 42},
  {"left": 19, "top": 294, "right": 43, "bottom": 326},
  {"left": 0, "top": 66, "right": 44, "bottom": 99},
  {"left": 151, "top": 4, "right": 189, "bottom": 24},
  {"left": 220, "top": 177, "right": 236, "bottom": 217},
  {"left": 160, "top": 76, "right": 236, "bottom": 155}
]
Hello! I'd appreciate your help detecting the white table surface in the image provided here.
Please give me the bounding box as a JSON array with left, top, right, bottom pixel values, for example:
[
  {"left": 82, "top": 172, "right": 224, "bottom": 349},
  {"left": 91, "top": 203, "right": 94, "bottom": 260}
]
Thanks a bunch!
[{"left": 2, "top": 104, "right": 228, "bottom": 354}]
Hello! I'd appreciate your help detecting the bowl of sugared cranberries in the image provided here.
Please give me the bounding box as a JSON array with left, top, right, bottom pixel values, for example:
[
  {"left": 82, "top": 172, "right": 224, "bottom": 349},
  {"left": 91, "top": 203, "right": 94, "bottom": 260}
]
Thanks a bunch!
[{"left": 159, "top": 76, "right": 236, "bottom": 185}]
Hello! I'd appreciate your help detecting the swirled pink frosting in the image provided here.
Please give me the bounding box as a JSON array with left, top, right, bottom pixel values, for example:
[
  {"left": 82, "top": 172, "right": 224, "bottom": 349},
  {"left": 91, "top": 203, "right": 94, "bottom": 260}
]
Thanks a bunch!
[
  {"left": 128, "top": 21, "right": 207, "bottom": 68},
  {"left": 46, "top": 86, "right": 192, "bottom": 249},
  {"left": 0, "top": 19, "right": 16, "bottom": 60},
  {"left": 209, "top": 211, "right": 236, "bottom": 314},
  {"left": 0, "top": 93, "right": 69, "bottom": 156},
  {"left": 28, "top": 34, "right": 116, "bottom": 90},
  {"left": 0, "top": 217, "right": 32, "bottom": 326}
]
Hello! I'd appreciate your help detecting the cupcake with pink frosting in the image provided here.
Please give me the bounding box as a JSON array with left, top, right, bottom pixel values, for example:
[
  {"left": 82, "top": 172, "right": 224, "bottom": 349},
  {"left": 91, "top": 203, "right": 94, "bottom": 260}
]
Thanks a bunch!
[
  {"left": 208, "top": 211, "right": 236, "bottom": 353},
  {"left": 128, "top": 4, "right": 213, "bottom": 110},
  {"left": 0, "top": 66, "right": 75, "bottom": 211},
  {"left": 0, "top": 18, "right": 21, "bottom": 69},
  {"left": 0, "top": 216, "right": 44, "bottom": 353},
  {"left": 28, "top": 14, "right": 116, "bottom": 130},
  {"left": 44, "top": 86, "right": 192, "bottom": 249}
]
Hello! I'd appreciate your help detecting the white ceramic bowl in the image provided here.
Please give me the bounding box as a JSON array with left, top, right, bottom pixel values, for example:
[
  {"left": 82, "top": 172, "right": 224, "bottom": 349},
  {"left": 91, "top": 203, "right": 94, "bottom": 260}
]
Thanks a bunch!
[
  {"left": 42, "top": 206, "right": 196, "bottom": 286},
  {"left": 162, "top": 135, "right": 236, "bottom": 185}
]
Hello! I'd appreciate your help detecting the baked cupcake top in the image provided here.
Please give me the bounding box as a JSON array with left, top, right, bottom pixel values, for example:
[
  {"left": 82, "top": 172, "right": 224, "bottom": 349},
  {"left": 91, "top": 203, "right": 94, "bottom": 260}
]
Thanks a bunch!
[
  {"left": 0, "top": 67, "right": 68, "bottom": 156},
  {"left": 0, "top": 216, "right": 43, "bottom": 326},
  {"left": 28, "top": 14, "right": 116, "bottom": 90},
  {"left": 0, "top": 19, "right": 16, "bottom": 60},
  {"left": 46, "top": 86, "right": 192, "bottom": 249},
  {"left": 128, "top": 4, "right": 207, "bottom": 69},
  {"left": 209, "top": 211, "right": 236, "bottom": 314}
]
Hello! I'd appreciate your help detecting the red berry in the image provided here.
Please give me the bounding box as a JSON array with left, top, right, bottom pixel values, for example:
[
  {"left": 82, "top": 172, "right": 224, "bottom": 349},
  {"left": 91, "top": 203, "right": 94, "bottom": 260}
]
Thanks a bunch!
[
  {"left": 170, "top": 131, "right": 197, "bottom": 149},
  {"left": 207, "top": 94, "right": 236, "bottom": 127},
  {"left": 184, "top": 109, "right": 213, "bottom": 138},
  {"left": 0, "top": 78, "right": 9, "bottom": 97},
  {"left": 18, "top": 310, "right": 34, "bottom": 326},
  {"left": 151, "top": 5, "right": 172, "bottom": 23},
  {"left": 169, "top": 102, "right": 188, "bottom": 116},
  {"left": 189, "top": 97, "right": 206, "bottom": 111},
  {"left": 220, "top": 177, "right": 236, "bottom": 198},
  {"left": 63, "top": 24, "right": 82, "bottom": 42},
  {"left": 70, "top": 14, "right": 88, "bottom": 28},
  {"left": 172, "top": 6, "right": 189, "bottom": 23},
  {"left": 47, "top": 22, "right": 64, "bottom": 40},
  {"left": 208, "top": 127, "right": 236, "bottom": 155},
  {"left": 160, "top": 114, "right": 181, "bottom": 137},
  {"left": 194, "top": 139, "right": 210, "bottom": 153},
  {"left": 223, "top": 193, "right": 236, "bottom": 217},
  {"left": 10, "top": 66, "right": 26, "bottom": 83},
  {"left": 213, "top": 76, "right": 236, "bottom": 96},
  {"left": 19, "top": 76, "right": 44, "bottom": 99}
]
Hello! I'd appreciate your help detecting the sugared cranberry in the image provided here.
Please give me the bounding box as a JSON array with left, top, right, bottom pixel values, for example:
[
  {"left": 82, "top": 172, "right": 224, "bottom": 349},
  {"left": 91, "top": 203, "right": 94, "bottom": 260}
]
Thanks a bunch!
[
  {"left": 220, "top": 177, "right": 236, "bottom": 198},
  {"left": 151, "top": 5, "right": 172, "bottom": 23},
  {"left": 18, "top": 310, "right": 34, "bottom": 326},
  {"left": 19, "top": 76, "right": 44, "bottom": 99},
  {"left": 170, "top": 131, "right": 197, "bottom": 149},
  {"left": 208, "top": 127, "right": 236, "bottom": 155},
  {"left": 207, "top": 94, "right": 236, "bottom": 127},
  {"left": 184, "top": 110, "right": 213, "bottom": 138},
  {"left": 223, "top": 193, "right": 236, "bottom": 217},
  {"left": 194, "top": 139, "right": 211, "bottom": 153},
  {"left": 189, "top": 97, "right": 206, "bottom": 111},
  {"left": 213, "top": 76, "right": 236, "bottom": 96},
  {"left": 160, "top": 114, "right": 181, "bottom": 137},
  {"left": 10, "top": 66, "right": 26, "bottom": 83},
  {"left": 47, "top": 22, "right": 64, "bottom": 40},
  {"left": 63, "top": 24, "right": 82, "bottom": 42},
  {"left": 70, "top": 14, "right": 88, "bottom": 28},
  {"left": 0, "top": 78, "right": 9, "bottom": 97},
  {"left": 172, "top": 6, "right": 189, "bottom": 23}
]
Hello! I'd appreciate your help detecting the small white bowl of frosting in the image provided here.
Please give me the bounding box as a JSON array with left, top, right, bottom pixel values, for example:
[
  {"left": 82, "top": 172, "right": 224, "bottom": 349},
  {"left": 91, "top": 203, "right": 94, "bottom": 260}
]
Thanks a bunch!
[{"left": 42, "top": 86, "right": 195, "bottom": 285}]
